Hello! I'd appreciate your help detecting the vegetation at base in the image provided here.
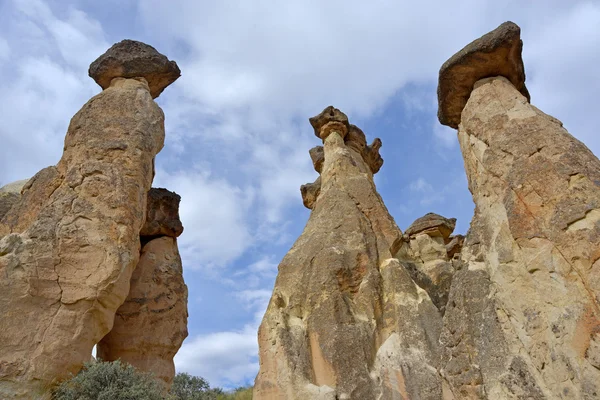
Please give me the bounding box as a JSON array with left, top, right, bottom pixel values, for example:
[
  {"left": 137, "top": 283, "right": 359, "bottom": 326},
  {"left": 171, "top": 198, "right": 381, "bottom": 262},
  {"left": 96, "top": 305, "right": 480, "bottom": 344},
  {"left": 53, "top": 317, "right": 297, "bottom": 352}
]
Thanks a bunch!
[
  {"left": 52, "top": 360, "right": 164, "bottom": 400},
  {"left": 52, "top": 360, "right": 253, "bottom": 400}
]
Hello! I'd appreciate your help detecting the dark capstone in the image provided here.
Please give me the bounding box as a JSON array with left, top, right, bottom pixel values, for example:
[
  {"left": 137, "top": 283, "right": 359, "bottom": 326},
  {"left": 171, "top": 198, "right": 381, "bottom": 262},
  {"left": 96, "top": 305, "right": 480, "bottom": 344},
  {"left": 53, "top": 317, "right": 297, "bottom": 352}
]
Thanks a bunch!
[
  {"left": 140, "top": 188, "right": 183, "bottom": 238},
  {"left": 437, "top": 21, "right": 529, "bottom": 128},
  {"left": 89, "top": 40, "right": 180, "bottom": 99}
]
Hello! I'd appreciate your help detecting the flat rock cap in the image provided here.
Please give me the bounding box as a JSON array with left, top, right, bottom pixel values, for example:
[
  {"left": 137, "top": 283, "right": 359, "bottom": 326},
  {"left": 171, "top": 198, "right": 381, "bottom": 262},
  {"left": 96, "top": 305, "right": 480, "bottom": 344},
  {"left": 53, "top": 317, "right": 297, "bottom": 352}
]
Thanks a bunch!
[
  {"left": 405, "top": 212, "right": 456, "bottom": 239},
  {"left": 89, "top": 39, "right": 181, "bottom": 99},
  {"left": 437, "top": 21, "right": 530, "bottom": 128},
  {"left": 309, "top": 106, "right": 349, "bottom": 138}
]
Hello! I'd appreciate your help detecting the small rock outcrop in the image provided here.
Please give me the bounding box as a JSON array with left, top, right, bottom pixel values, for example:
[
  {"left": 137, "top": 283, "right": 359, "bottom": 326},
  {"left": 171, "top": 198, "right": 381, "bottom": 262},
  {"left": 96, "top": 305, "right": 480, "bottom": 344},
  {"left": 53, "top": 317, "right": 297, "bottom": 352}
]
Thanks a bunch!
[
  {"left": 255, "top": 107, "right": 442, "bottom": 399},
  {"left": 395, "top": 213, "right": 462, "bottom": 314},
  {"left": 438, "top": 21, "right": 600, "bottom": 399},
  {"left": 0, "top": 180, "right": 27, "bottom": 221},
  {"left": 0, "top": 41, "right": 183, "bottom": 399},
  {"left": 97, "top": 188, "right": 188, "bottom": 387}
]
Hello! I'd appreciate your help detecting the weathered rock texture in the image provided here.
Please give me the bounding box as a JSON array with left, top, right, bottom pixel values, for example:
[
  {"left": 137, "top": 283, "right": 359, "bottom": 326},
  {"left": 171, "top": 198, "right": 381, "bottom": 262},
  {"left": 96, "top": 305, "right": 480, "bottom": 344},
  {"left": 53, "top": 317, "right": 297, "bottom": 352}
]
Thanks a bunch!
[
  {"left": 97, "top": 189, "right": 188, "bottom": 387},
  {"left": 255, "top": 107, "right": 443, "bottom": 399},
  {"left": 0, "top": 42, "right": 180, "bottom": 399},
  {"left": 438, "top": 22, "right": 600, "bottom": 399},
  {"left": 438, "top": 21, "right": 529, "bottom": 129},
  {"left": 395, "top": 213, "right": 462, "bottom": 314},
  {"left": 89, "top": 40, "right": 181, "bottom": 99},
  {"left": 0, "top": 179, "right": 27, "bottom": 222}
]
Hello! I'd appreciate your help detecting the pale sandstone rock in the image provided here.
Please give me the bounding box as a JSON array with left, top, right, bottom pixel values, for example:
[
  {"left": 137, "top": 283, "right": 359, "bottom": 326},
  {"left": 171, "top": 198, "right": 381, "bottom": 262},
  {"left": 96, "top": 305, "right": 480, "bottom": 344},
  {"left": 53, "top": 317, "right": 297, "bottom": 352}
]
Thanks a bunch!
[
  {"left": 97, "top": 235, "right": 188, "bottom": 387},
  {"left": 0, "top": 179, "right": 27, "bottom": 222},
  {"left": 309, "top": 146, "right": 324, "bottom": 173},
  {"left": 0, "top": 71, "right": 169, "bottom": 398},
  {"left": 255, "top": 111, "right": 441, "bottom": 399},
  {"left": 89, "top": 40, "right": 181, "bottom": 99},
  {"left": 395, "top": 213, "right": 461, "bottom": 314},
  {"left": 438, "top": 23, "right": 600, "bottom": 398}
]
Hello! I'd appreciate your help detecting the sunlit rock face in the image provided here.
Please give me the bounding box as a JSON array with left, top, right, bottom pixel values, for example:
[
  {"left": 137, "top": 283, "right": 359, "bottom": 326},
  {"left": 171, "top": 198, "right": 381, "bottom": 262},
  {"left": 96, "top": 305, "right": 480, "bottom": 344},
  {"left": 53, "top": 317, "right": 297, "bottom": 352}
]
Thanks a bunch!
[
  {"left": 0, "top": 40, "right": 183, "bottom": 399},
  {"left": 437, "top": 21, "right": 600, "bottom": 399},
  {"left": 254, "top": 107, "right": 443, "bottom": 400},
  {"left": 97, "top": 188, "right": 188, "bottom": 388},
  {"left": 256, "top": 20, "right": 600, "bottom": 400}
]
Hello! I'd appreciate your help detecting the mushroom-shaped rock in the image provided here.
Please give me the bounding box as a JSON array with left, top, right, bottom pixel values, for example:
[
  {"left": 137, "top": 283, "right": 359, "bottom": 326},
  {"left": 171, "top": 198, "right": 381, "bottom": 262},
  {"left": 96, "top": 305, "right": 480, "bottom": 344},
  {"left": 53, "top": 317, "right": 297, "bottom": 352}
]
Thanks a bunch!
[
  {"left": 140, "top": 188, "right": 184, "bottom": 238},
  {"left": 437, "top": 21, "right": 529, "bottom": 128},
  {"left": 405, "top": 212, "right": 456, "bottom": 239},
  {"left": 309, "top": 106, "right": 349, "bottom": 140},
  {"left": 309, "top": 146, "right": 324, "bottom": 173},
  {"left": 89, "top": 40, "right": 181, "bottom": 99}
]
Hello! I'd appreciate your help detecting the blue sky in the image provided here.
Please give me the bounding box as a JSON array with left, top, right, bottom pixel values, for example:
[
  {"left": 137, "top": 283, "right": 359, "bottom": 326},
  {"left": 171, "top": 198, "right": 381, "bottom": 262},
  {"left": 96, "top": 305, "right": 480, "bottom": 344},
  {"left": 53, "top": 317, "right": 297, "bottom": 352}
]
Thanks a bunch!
[{"left": 0, "top": 0, "right": 599, "bottom": 389}]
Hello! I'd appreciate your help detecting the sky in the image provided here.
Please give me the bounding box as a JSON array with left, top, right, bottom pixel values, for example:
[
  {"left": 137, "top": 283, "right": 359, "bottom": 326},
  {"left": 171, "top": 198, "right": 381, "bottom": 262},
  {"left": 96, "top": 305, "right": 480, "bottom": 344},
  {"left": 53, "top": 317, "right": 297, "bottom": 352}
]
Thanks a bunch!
[{"left": 0, "top": 0, "right": 599, "bottom": 390}]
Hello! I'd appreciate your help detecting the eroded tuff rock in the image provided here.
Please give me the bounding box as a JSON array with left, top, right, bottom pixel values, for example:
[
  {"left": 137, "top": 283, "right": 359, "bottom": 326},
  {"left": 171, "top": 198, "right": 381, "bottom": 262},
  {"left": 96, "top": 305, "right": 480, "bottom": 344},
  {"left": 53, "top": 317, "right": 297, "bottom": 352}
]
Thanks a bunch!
[
  {"left": 140, "top": 188, "right": 184, "bottom": 238},
  {"left": 0, "top": 179, "right": 27, "bottom": 222},
  {"left": 255, "top": 108, "right": 442, "bottom": 399},
  {"left": 395, "top": 213, "right": 462, "bottom": 314},
  {"left": 97, "top": 188, "right": 187, "bottom": 387},
  {"left": 0, "top": 42, "right": 178, "bottom": 399},
  {"left": 97, "top": 236, "right": 188, "bottom": 387},
  {"left": 438, "top": 22, "right": 600, "bottom": 399},
  {"left": 438, "top": 21, "right": 529, "bottom": 128},
  {"left": 89, "top": 39, "right": 181, "bottom": 99}
]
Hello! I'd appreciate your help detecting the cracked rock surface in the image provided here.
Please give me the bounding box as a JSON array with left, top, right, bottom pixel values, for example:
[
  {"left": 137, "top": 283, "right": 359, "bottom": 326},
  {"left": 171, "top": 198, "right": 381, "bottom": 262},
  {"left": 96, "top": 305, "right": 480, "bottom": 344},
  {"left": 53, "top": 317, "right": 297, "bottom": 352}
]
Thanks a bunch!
[
  {"left": 440, "top": 75, "right": 600, "bottom": 399},
  {"left": 0, "top": 77, "right": 164, "bottom": 399},
  {"left": 255, "top": 110, "right": 442, "bottom": 400}
]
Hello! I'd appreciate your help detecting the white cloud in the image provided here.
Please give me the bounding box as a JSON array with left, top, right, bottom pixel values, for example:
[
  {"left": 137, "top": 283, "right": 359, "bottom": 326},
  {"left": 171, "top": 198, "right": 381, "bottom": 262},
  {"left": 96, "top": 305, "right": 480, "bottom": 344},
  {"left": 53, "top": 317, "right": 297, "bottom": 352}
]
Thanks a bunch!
[
  {"left": 154, "top": 168, "right": 254, "bottom": 269},
  {"left": 175, "top": 288, "right": 271, "bottom": 388},
  {"left": 409, "top": 177, "right": 434, "bottom": 194}
]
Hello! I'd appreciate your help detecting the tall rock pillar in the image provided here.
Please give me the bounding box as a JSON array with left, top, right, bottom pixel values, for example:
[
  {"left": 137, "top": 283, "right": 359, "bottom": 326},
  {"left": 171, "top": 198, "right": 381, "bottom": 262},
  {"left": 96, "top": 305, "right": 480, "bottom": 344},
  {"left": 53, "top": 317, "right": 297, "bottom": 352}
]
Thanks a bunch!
[
  {"left": 97, "top": 188, "right": 188, "bottom": 387},
  {"left": 0, "top": 40, "right": 180, "bottom": 398},
  {"left": 438, "top": 22, "right": 600, "bottom": 399},
  {"left": 254, "top": 107, "right": 443, "bottom": 400}
]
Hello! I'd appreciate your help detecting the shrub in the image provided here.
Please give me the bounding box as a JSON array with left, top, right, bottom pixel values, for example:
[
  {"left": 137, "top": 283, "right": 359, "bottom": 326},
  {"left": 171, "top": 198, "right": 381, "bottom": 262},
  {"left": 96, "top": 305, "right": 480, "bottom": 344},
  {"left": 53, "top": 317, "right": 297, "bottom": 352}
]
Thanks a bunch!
[
  {"left": 216, "top": 386, "right": 253, "bottom": 400},
  {"left": 52, "top": 360, "right": 165, "bottom": 400},
  {"left": 170, "top": 372, "right": 224, "bottom": 400}
]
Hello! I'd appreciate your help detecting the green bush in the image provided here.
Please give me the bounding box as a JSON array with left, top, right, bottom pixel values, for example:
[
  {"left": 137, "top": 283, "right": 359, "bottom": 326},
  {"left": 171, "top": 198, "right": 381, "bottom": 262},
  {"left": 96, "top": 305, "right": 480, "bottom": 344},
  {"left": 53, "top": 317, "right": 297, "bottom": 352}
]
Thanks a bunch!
[
  {"left": 170, "top": 372, "right": 223, "bottom": 400},
  {"left": 216, "top": 386, "right": 253, "bottom": 400},
  {"left": 52, "top": 360, "right": 165, "bottom": 400}
]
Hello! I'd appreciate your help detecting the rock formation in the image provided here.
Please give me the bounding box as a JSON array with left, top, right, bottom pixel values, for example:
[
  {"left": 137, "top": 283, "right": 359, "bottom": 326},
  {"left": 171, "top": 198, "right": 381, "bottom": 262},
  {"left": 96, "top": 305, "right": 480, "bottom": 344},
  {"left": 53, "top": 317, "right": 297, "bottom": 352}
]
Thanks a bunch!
[
  {"left": 254, "top": 107, "right": 443, "bottom": 399},
  {"left": 437, "top": 21, "right": 600, "bottom": 399},
  {"left": 394, "top": 213, "right": 462, "bottom": 314},
  {"left": 257, "top": 21, "right": 600, "bottom": 400},
  {"left": 97, "top": 188, "right": 188, "bottom": 387},
  {"left": 0, "top": 41, "right": 184, "bottom": 399}
]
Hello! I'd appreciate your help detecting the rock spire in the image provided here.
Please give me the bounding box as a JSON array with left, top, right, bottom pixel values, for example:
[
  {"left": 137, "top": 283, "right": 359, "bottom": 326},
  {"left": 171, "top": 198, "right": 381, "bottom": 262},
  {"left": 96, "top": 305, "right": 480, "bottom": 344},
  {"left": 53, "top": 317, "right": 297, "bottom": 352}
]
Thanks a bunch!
[{"left": 0, "top": 40, "right": 185, "bottom": 398}]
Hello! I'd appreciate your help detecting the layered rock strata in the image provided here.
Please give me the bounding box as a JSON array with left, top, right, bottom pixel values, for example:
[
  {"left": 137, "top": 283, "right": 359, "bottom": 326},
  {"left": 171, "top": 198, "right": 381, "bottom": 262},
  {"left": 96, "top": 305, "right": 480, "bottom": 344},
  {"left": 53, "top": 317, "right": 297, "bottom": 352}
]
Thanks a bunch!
[
  {"left": 438, "top": 21, "right": 600, "bottom": 399},
  {"left": 255, "top": 107, "right": 443, "bottom": 399},
  {"left": 0, "top": 41, "right": 179, "bottom": 399},
  {"left": 97, "top": 188, "right": 188, "bottom": 387}
]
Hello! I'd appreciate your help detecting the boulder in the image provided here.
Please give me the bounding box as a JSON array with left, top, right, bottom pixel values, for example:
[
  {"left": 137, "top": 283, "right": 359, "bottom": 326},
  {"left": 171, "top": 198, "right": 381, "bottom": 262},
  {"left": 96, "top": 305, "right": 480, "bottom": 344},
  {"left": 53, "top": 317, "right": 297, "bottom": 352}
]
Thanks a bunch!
[
  {"left": 404, "top": 212, "right": 456, "bottom": 239},
  {"left": 437, "top": 21, "right": 529, "bottom": 128},
  {"left": 89, "top": 40, "right": 180, "bottom": 99},
  {"left": 140, "top": 188, "right": 184, "bottom": 238}
]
